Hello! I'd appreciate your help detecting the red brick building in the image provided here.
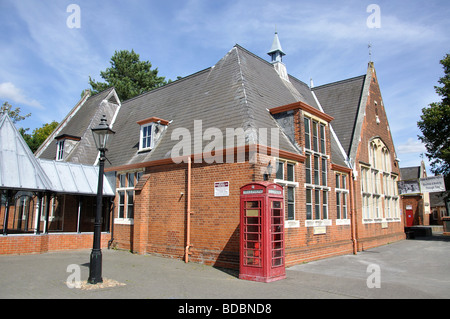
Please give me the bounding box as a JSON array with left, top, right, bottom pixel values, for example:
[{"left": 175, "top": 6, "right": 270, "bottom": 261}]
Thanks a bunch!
[{"left": 35, "top": 35, "right": 404, "bottom": 267}]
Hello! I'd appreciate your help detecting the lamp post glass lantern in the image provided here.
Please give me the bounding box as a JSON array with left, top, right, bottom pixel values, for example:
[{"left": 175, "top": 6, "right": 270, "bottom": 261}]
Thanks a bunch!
[
  {"left": 88, "top": 115, "right": 115, "bottom": 284},
  {"left": 91, "top": 115, "right": 115, "bottom": 151}
]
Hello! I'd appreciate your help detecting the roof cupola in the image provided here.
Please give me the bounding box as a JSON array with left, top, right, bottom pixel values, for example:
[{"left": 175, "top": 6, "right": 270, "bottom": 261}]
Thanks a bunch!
[
  {"left": 267, "top": 32, "right": 286, "bottom": 63},
  {"left": 267, "top": 31, "right": 289, "bottom": 81}
]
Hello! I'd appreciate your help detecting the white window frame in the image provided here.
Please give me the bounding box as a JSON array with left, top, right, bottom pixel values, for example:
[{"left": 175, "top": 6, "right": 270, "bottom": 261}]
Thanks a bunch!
[
  {"left": 56, "top": 140, "right": 65, "bottom": 161},
  {"left": 274, "top": 160, "right": 299, "bottom": 228},
  {"left": 139, "top": 123, "right": 155, "bottom": 151},
  {"left": 115, "top": 171, "right": 143, "bottom": 225},
  {"left": 335, "top": 173, "right": 350, "bottom": 224}
]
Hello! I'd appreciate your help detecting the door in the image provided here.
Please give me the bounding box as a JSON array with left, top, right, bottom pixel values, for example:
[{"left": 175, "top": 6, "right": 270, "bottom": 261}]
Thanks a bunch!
[
  {"left": 243, "top": 200, "right": 262, "bottom": 267},
  {"left": 406, "top": 208, "right": 414, "bottom": 227}
]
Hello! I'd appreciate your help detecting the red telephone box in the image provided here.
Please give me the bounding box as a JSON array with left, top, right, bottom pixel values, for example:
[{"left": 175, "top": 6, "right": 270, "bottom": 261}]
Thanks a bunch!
[{"left": 239, "top": 182, "right": 286, "bottom": 282}]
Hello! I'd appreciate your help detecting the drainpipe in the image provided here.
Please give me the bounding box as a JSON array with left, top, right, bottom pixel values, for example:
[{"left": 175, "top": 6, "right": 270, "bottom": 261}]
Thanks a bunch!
[
  {"left": 350, "top": 169, "right": 358, "bottom": 254},
  {"left": 108, "top": 199, "right": 115, "bottom": 249},
  {"left": 185, "top": 157, "right": 193, "bottom": 263}
]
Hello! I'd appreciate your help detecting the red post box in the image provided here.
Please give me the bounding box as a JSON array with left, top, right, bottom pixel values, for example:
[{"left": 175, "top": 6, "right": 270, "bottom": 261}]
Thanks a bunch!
[{"left": 239, "top": 182, "right": 286, "bottom": 282}]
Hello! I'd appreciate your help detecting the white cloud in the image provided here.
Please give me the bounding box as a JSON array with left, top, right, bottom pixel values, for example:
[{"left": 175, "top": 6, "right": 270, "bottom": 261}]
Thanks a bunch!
[
  {"left": 396, "top": 138, "right": 426, "bottom": 155},
  {"left": 0, "top": 82, "right": 43, "bottom": 109}
]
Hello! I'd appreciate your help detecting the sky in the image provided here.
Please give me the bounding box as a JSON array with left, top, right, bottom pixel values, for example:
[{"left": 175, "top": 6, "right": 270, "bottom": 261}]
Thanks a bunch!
[{"left": 0, "top": 0, "right": 449, "bottom": 173}]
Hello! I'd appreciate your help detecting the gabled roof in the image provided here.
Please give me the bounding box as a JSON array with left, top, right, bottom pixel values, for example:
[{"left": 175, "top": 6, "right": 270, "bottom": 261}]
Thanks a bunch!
[
  {"left": 106, "top": 44, "right": 323, "bottom": 169},
  {"left": 0, "top": 113, "right": 53, "bottom": 191},
  {"left": 0, "top": 113, "right": 114, "bottom": 195},
  {"left": 37, "top": 87, "right": 120, "bottom": 165},
  {"left": 400, "top": 166, "right": 421, "bottom": 180},
  {"left": 312, "top": 75, "right": 366, "bottom": 157}
]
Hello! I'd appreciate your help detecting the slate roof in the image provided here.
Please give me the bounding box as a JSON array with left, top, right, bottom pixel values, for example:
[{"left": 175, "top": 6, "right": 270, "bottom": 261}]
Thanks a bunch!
[
  {"left": 36, "top": 44, "right": 368, "bottom": 171},
  {"left": 38, "top": 87, "right": 119, "bottom": 165},
  {"left": 312, "top": 75, "right": 366, "bottom": 156},
  {"left": 400, "top": 166, "right": 421, "bottom": 180},
  {"left": 106, "top": 45, "right": 324, "bottom": 168}
]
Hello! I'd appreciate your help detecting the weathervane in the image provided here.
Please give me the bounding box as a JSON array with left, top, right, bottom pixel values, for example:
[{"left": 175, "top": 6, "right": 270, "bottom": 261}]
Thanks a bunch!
[{"left": 368, "top": 42, "right": 373, "bottom": 62}]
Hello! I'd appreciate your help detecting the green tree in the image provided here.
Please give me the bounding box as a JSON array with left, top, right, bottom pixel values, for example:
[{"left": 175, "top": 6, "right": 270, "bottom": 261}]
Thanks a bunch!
[
  {"left": 418, "top": 54, "right": 450, "bottom": 187},
  {"left": 1, "top": 101, "right": 58, "bottom": 153},
  {"left": 88, "top": 49, "right": 167, "bottom": 101},
  {"left": 1, "top": 101, "right": 31, "bottom": 124},
  {"left": 26, "top": 121, "right": 59, "bottom": 153}
]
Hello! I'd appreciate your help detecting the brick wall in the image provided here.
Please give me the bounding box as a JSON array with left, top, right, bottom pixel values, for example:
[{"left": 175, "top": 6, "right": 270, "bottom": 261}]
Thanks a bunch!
[
  {"left": 353, "top": 66, "right": 406, "bottom": 249},
  {"left": 0, "top": 233, "right": 110, "bottom": 255}
]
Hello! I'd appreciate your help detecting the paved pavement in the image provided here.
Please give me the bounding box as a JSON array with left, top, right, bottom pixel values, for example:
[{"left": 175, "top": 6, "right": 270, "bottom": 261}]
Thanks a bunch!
[{"left": 0, "top": 235, "right": 449, "bottom": 300}]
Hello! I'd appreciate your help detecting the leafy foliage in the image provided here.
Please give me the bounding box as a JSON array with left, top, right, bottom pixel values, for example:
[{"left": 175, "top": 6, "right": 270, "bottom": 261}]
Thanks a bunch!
[
  {"left": 88, "top": 49, "right": 167, "bottom": 101},
  {"left": 1, "top": 101, "right": 58, "bottom": 153},
  {"left": 418, "top": 54, "right": 450, "bottom": 187},
  {"left": 22, "top": 121, "right": 59, "bottom": 153},
  {"left": 1, "top": 101, "right": 31, "bottom": 124}
]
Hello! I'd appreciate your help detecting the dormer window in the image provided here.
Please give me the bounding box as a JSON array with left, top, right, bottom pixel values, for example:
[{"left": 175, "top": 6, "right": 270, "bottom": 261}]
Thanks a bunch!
[
  {"left": 55, "top": 134, "right": 81, "bottom": 161},
  {"left": 137, "top": 117, "right": 169, "bottom": 152},
  {"left": 141, "top": 123, "right": 154, "bottom": 150},
  {"left": 56, "top": 140, "right": 65, "bottom": 161}
]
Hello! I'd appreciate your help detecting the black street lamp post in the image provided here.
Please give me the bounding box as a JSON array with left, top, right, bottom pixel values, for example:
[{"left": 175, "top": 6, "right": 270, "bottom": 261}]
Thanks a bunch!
[{"left": 88, "top": 115, "right": 115, "bottom": 284}]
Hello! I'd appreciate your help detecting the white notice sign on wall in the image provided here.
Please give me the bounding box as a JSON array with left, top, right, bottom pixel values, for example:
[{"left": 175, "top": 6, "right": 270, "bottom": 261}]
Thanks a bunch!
[{"left": 214, "top": 181, "right": 229, "bottom": 197}]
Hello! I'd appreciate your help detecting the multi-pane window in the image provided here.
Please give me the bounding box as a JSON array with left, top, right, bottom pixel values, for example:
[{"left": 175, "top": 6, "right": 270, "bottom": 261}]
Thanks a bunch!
[
  {"left": 287, "top": 163, "right": 294, "bottom": 182},
  {"left": 56, "top": 140, "right": 65, "bottom": 161},
  {"left": 314, "top": 156, "right": 320, "bottom": 185},
  {"left": 305, "top": 154, "right": 312, "bottom": 184},
  {"left": 304, "top": 118, "right": 311, "bottom": 150},
  {"left": 274, "top": 160, "right": 298, "bottom": 222},
  {"left": 116, "top": 171, "right": 143, "bottom": 223},
  {"left": 304, "top": 115, "right": 329, "bottom": 222},
  {"left": 322, "top": 191, "right": 328, "bottom": 220},
  {"left": 336, "top": 173, "right": 349, "bottom": 220},
  {"left": 320, "top": 124, "right": 326, "bottom": 154},
  {"left": 276, "top": 161, "right": 284, "bottom": 180},
  {"left": 306, "top": 189, "right": 312, "bottom": 220},
  {"left": 312, "top": 121, "right": 319, "bottom": 152},
  {"left": 140, "top": 124, "right": 154, "bottom": 150},
  {"left": 305, "top": 116, "right": 326, "bottom": 155},
  {"left": 321, "top": 158, "right": 327, "bottom": 186},
  {"left": 361, "top": 138, "right": 400, "bottom": 222},
  {"left": 287, "top": 186, "right": 295, "bottom": 220},
  {"left": 314, "top": 190, "right": 320, "bottom": 220}
]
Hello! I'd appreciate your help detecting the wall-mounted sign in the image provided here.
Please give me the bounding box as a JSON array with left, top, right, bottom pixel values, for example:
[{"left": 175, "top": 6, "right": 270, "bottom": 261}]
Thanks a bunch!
[
  {"left": 398, "top": 175, "right": 446, "bottom": 195},
  {"left": 214, "top": 181, "right": 229, "bottom": 197},
  {"left": 420, "top": 176, "right": 446, "bottom": 193},
  {"left": 398, "top": 180, "right": 420, "bottom": 195}
]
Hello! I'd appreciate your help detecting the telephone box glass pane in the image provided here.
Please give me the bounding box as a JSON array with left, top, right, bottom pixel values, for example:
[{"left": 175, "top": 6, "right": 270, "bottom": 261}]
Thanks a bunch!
[
  {"left": 271, "top": 200, "right": 284, "bottom": 268},
  {"left": 246, "top": 217, "right": 259, "bottom": 224},
  {"left": 272, "top": 201, "right": 281, "bottom": 209},
  {"left": 246, "top": 201, "right": 259, "bottom": 208},
  {"left": 244, "top": 200, "right": 262, "bottom": 267},
  {"left": 273, "top": 258, "right": 283, "bottom": 267},
  {"left": 246, "top": 209, "right": 259, "bottom": 217}
]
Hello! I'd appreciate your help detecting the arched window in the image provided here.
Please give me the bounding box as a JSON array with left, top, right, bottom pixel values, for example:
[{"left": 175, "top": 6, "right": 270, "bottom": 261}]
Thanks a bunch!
[
  {"left": 362, "top": 138, "right": 400, "bottom": 223},
  {"left": 369, "top": 138, "right": 391, "bottom": 172}
]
